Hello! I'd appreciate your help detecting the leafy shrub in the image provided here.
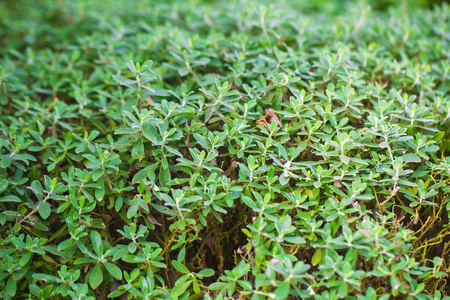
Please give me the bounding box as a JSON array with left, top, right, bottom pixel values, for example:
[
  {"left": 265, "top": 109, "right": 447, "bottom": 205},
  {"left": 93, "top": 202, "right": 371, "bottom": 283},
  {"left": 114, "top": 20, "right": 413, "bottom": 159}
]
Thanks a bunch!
[{"left": 1, "top": 0, "right": 450, "bottom": 299}]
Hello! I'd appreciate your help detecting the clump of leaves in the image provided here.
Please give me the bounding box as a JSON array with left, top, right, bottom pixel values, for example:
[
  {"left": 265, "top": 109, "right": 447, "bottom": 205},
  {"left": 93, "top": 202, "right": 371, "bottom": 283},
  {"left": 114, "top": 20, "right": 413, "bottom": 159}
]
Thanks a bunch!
[{"left": 1, "top": 0, "right": 450, "bottom": 299}]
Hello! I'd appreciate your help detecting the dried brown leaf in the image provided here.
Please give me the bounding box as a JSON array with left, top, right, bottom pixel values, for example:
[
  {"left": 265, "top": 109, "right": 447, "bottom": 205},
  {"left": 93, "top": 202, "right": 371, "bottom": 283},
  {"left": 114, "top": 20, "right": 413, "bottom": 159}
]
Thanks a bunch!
[
  {"left": 146, "top": 213, "right": 162, "bottom": 226},
  {"left": 256, "top": 108, "right": 282, "bottom": 129},
  {"left": 222, "top": 161, "right": 238, "bottom": 177}
]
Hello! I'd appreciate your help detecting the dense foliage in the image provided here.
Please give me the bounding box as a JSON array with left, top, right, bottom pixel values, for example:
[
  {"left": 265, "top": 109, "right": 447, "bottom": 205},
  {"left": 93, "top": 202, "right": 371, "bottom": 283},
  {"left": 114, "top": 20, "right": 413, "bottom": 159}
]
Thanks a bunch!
[{"left": 1, "top": 0, "right": 450, "bottom": 299}]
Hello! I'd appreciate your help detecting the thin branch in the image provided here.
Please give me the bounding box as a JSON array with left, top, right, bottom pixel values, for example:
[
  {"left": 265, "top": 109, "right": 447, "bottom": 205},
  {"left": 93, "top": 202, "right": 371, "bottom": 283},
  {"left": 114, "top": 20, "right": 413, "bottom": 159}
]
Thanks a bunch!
[
  {"left": 17, "top": 189, "right": 53, "bottom": 225},
  {"left": 378, "top": 186, "right": 400, "bottom": 210}
]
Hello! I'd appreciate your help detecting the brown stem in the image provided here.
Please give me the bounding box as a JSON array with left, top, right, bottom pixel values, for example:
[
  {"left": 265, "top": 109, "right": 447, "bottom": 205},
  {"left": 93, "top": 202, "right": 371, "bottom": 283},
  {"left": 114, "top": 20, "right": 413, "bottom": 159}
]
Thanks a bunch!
[
  {"left": 17, "top": 188, "right": 53, "bottom": 225},
  {"left": 378, "top": 186, "right": 400, "bottom": 211}
]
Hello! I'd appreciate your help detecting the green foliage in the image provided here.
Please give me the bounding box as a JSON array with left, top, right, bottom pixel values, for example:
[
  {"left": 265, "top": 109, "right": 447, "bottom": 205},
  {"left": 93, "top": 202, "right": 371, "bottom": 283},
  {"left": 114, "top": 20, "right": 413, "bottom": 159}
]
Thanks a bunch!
[{"left": 0, "top": 0, "right": 450, "bottom": 299}]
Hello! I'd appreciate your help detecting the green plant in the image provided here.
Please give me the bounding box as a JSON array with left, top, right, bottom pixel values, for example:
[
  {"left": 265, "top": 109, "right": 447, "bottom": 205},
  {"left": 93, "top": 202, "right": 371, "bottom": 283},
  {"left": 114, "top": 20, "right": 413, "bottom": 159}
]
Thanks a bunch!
[{"left": 1, "top": 0, "right": 450, "bottom": 299}]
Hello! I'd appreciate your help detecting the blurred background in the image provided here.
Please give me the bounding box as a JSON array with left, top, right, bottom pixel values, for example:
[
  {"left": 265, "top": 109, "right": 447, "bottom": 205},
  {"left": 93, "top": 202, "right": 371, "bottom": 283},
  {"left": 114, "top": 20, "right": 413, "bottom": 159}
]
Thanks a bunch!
[
  {"left": 1, "top": 0, "right": 448, "bottom": 55},
  {"left": 2, "top": 0, "right": 449, "bottom": 12}
]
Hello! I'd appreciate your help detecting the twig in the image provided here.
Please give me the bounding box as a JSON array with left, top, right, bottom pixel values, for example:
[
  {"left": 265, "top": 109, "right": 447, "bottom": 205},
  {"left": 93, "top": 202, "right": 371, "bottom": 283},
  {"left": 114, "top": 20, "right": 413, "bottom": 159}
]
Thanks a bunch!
[
  {"left": 204, "top": 99, "right": 221, "bottom": 124},
  {"left": 17, "top": 188, "right": 53, "bottom": 225},
  {"left": 160, "top": 234, "right": 176, "bottom": 256},
  {"left": 222, "top": 161, "right": 238, "bottom": 177},
  {"left": 378, "top": 186, "right": 400, "bottom": 211},
  {"left": 203, "top": 79, "right": 234, "bottom": 124}
]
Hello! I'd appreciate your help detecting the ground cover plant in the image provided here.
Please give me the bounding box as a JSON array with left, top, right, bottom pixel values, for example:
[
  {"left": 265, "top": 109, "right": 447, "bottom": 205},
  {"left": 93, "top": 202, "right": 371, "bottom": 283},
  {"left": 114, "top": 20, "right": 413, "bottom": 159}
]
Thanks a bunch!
[{"left": 1, "top": 0, "right": 450, "bottom": 299}]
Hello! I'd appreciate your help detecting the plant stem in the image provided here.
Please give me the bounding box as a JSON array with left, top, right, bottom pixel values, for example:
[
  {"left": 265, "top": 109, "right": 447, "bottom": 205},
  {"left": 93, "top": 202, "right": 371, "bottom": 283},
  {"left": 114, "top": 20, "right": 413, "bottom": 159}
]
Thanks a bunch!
[{"left": 17, "top": 188, "right": 53, "bottom": 225}]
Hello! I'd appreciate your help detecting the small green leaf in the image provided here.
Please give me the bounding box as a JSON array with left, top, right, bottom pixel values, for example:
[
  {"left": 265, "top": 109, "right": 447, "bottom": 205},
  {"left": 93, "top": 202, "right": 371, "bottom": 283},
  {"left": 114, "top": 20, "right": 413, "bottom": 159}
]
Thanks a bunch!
[
  {"left": 132, "top": 139, "right": 145, "bottom": 160},
  {"left": 159, "top": 166, "right": 171, "bottom": 186},
  {"left": 197, "top": 268, "right": 215, "bottom": 277},
  {"left": 90, "top": 231, "right": 102, "bottom": 256},
  {"left": 0, "top": 178, "right": 8, "bottom": 193},
  {"left": 432, "top": 131, "right": 444, "bottom": 141},
  {"left": 0, "top": 157, "right": 13, "bottom": 168},
  {"left": 338, "top": 282, "right": 348, "bottom": 298},
  {"left": 108, "top": 288, "right": 127, "bottom": 298},
  {"left": 172, "top": 260, "right": 190, "bottom": 274},
  {"left": 58, "top": 239, "right": 73, "bottom": 251},
  {"left": 31, "top": 180, "right": 44, "bottom": 201},
  {"left": 0, "top": 195, "right": 21, "bottom": 203},
  {"left": 192, "top": 278, "right": 201, "bottom": 294},
  {"left": 274, "top": 281, "right": 290, "bottom": 299},
  {"left": 20, "top": 252, "right": 32, "bottom": 266},
  {"left": 401, "top": 154, "right": 421, "bottom": 163},
  {"left": 128, "top": 242, "right": 137, "bottom": 253},
  {"left": 171, "top": 280, "right": 191, "bottom": 297},
  {"left": 7, "top": 276, "right": 17, "bottom": 296},
  {"left": 39, "top": 202, "right": 51, "bottom": 220},
  {"left": 208, "top": 282, "right": 228, "bottom": 290},
  {"left": 340, "top": 154, "right": 350, "bottom": 164},
  {"left": 90, "top": 263, "right": 103, "bottom": 290},
  {"left": 238, "top": 280, "right": 252, "bottom": 291},
  {"left": 104, "top": 262, "right": 122, "bottom": 280},
  {"left": 311, "top": 248, "right": 322, "bottom": 266},
  {"left": 132, "top": 166, "right": 151, "bottom": 184}
]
